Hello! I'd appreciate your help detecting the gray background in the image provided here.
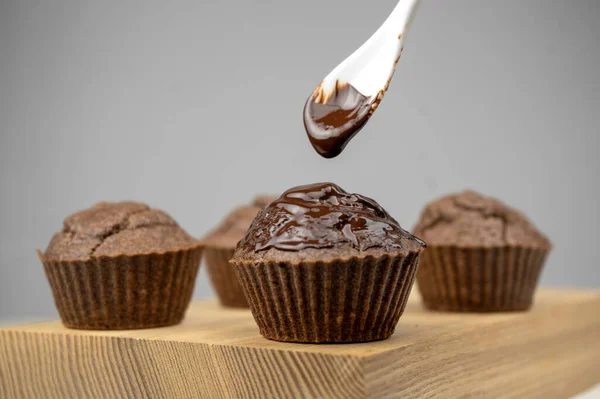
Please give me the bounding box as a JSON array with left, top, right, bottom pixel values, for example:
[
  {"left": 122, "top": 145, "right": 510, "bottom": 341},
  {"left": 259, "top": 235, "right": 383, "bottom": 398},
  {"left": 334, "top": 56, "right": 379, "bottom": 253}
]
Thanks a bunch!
[{"left": 1, "top": 0, "right": 599, "bottom": 323}]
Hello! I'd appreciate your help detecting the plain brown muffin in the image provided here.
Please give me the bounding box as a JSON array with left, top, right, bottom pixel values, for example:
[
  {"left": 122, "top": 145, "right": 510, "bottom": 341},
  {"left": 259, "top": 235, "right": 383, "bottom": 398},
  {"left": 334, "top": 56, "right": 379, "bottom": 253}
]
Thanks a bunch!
[
  {"left": 39, "top": 201, "right": 203, "bottom": 330},
  {"left": 202, "top": 196, "right": 276, "bottom": 307},
  {"left": 45, "top": 202, "right": 198, "bottom": 260},
  {"left": 231, "top": 182, "right": 425, "bottom": 343},
  {"left": 413, "top": 190, "right": 551, "bottom": 312},
  {"left": 413, "top": 190, "right": 551, "bottom": 249}
]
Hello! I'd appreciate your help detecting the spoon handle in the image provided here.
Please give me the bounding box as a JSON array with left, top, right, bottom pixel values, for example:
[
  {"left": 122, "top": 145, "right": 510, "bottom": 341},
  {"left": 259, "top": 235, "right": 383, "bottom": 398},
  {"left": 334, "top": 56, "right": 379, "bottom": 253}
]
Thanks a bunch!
[
  {"left": 378, "top": 0, "right": 422, "bottom": 90},
  {"left": 382, "top": 0, "right": 422, "bottom": 55},
  {"left": 389, "top": 0, "right": 421, "bottom": 34},
  {"left": 325, "top": 0, "right": 422, "bottom": 94}
]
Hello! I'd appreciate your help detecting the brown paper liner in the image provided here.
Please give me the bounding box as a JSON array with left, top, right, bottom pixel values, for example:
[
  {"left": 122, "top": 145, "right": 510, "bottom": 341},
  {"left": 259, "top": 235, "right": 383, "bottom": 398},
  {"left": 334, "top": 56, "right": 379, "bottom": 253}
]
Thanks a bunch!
[
  {"left": 38, "top": 245, "right": 203, "bottom": 330},
  {"left": 204, "top": 247, "right": 248, "bottom": 308},
  {"left": 417, "top": 246, "right": 549, "bottom": 312},
  {"left": 231, "top": 252, "right": 422, "bottom": 343}
]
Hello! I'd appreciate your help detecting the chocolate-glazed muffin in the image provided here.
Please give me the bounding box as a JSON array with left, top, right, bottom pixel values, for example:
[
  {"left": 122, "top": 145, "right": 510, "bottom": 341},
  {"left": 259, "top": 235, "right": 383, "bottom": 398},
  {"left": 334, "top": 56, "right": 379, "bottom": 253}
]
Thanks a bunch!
[
  {"left": 202, "top": 196, "right": 276, "bottom": 307},
  {"left": 413, "top": 190, "right": 552, "bottom": 312},
  {"left": 230, "top": 183, "right": 426, "bottom": 343},
  {"left": 38, "top": 201, "right": 203, "bottom": 330}
]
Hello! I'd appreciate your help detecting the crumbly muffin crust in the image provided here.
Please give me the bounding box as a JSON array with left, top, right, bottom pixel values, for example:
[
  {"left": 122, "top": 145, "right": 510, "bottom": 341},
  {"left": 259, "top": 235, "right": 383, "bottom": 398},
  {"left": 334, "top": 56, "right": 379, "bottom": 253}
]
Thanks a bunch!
[
  {"left": 413, "top": 190, "right": 551, "bottom": 248},
  {"left": 45, "top": 201, "right": 198, "bottom": 260}
]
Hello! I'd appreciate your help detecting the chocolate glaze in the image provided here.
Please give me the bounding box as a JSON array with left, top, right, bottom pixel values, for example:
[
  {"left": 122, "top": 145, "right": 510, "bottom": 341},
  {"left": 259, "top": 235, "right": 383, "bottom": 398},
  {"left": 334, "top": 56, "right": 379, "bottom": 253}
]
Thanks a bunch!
[
  {"left": 239, "top": 182, "right": 425, "bottom": 252},
  {"left": 303, "top": 82, "right": 372, "bottom": 159}
]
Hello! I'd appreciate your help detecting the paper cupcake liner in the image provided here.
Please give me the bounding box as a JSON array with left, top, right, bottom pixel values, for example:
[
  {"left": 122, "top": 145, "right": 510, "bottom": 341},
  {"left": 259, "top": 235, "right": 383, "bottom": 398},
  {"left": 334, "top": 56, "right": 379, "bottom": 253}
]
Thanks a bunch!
[
  {"left": 232, "top": 252, "right": 421, "bottom": 343},
  {"left": 416, "top": 246, "right": 549, "bottom": 312},
  {"left": 204, "top": 247, "right": 248, "bottom": 308},
  {"left": 39, "top": 246, "right": 203, "bottom": 330}
]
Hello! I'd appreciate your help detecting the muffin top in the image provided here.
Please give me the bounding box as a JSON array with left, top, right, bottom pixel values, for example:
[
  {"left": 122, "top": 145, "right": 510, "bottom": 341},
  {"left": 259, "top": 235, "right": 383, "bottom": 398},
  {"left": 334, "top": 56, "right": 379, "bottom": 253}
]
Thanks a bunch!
[
  {"left": 232, "top": 182, "right": 425, "bottom": 264},
  {"left": 413, "top": 190, "right": 551, "bottom": 249},
  {"left": 44, "top": 201, "right": 199, "bottom": 260},
  {"left": 201, "top": 195, "right": 277, "bottom": 249}
]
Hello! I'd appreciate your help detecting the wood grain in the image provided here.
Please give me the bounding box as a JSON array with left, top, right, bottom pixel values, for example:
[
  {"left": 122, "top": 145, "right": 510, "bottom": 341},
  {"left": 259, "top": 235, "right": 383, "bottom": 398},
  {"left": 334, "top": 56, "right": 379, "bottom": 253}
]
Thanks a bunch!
[{"left": 1, "top": 289, "right": 599, "bottom": 398}]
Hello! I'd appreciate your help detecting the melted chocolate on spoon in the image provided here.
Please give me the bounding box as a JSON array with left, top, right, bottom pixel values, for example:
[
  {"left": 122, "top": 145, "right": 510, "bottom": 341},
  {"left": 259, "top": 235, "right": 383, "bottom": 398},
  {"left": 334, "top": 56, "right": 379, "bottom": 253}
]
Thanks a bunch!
[
  {"left": 303, "top": 82, "right": 372, "bottom": 159},
  {"left": 238, "top": 182, "right": 424, "bottom": 252}
]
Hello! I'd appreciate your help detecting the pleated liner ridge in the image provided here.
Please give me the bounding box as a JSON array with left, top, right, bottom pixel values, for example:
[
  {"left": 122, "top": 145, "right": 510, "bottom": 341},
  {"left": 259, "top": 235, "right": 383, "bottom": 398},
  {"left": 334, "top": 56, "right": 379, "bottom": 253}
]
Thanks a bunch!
[
  {"left": 204, "top": 247, "right": 248, "bottom": 308},
  {"left": 38, "top": 246, "right": 203, "bottom": 330},
  {"left": 417, "top": 246, "right": 549, "bottom": 312},
  {"left": 232, "top": 252, "right": 421, "bottom": 343}
]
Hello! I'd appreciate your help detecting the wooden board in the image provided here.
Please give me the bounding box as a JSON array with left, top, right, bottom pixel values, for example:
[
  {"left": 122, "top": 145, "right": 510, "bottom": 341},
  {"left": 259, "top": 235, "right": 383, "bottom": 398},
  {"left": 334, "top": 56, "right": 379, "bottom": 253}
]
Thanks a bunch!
[{"left": 1, "top": 289, "right": 599, "bottom": 398}]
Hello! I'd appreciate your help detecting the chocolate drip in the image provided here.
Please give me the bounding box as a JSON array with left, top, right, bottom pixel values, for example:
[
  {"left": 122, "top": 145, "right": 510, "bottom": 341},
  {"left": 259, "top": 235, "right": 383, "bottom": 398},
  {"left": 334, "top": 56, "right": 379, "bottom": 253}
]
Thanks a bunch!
[
  {"left": 303, "top": 83, "right": 372, "bottom": 159},
  {"left": 239, "top": 182, "right": 425, "bottom": 252}
]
